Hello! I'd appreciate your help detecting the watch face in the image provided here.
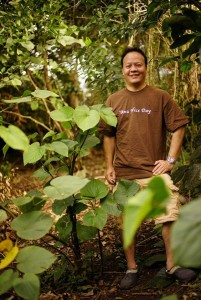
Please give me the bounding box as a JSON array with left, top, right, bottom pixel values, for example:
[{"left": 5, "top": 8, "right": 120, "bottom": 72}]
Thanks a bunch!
[{"left": 167, "top": 157, "right": 175, "bottom": 164}]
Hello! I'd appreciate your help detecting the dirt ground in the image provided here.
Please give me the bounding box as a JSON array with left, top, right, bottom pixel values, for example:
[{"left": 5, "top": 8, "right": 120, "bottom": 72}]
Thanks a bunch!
[{"left": 1, "top": 150, "right": 201, "bottom": 300}]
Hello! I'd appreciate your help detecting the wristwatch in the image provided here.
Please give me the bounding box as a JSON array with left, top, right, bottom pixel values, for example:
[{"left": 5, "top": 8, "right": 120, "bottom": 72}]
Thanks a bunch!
[{"left": 166, "top": 156, "right": 176, "bottom": 164}]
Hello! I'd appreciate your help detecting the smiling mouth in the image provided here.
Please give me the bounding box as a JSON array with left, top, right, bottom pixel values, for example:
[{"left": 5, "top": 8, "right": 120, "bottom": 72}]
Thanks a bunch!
[{"left": 130, "top": 74, "right": 140, "bottom": 78}]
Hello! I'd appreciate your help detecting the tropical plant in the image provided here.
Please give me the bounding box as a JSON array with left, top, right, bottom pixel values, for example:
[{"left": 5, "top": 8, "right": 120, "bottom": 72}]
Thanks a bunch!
[{"left": 0, "top": 89, "right": 121, "bottom": 298}]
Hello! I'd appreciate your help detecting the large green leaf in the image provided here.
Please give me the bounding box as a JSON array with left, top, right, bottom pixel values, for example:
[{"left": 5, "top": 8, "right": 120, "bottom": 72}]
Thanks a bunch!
[
  {"left": 11, "top": 211, "right": 53, "bottom": 240},
  {"left": 45, "top": 141, "right": 69, "bottom": 157},
  {"left": 77, "top": 222, "right": 98, "bottom": 241},
  {"left": 31, "top": 89, "right": 59, "bottom": 99},
  {"left": 23, "top": 142, "right": 45, "bottom": 165},
  {"left": 0, "top": 125, "right": 29, "bottom": 151},
  {"left": 113, "top": 179, "right": 140, "bottom": 207},
  {"left": 171, "top": 198, "right": 201, "bottom": 268},
  {"left": 13, "top": 273, "right": 40, "bottom": 300},
  {"left": 83, "top": 207, "right": 107, "bottom": 230},
  {"left": 123, "top": 189, "right": 153, "bottom": 249},
  {"left": 123, "top": 176, "right": 171, "bottom": 248},
  {"left": 80, "top": 179, "right": 109, "bottom": 199},
  {"left": 100, "top": 106, "right": 117, "bottom": 127},
  {"left": 92, "top": 104, "right": 117, "bottom": 127},
  {"left": 100, "top": 193, "right": 121, "bottom": 217},
  {"left": 0, "top": 269, "right": 18, "bottom": 295},
  {"left": 74, "top": 105, "right": 100, "bottom": 131},
  {"left": 44, "top": 176, "right": 89, "bottom": 200},
  {"left": 146, "top": 176, "right": 170, "bottom": 218},
  {"left": 50, "top": 106, "right": 74, "bottom": 122},
  {"left": 81, "top": 135, "right": 100, "bottom": 150},
  {"left": 52, "top": 197, "right": 74, "bottom": 215},
  {"left": 16, "top": 246, "right": 56, "bottom": 274}
]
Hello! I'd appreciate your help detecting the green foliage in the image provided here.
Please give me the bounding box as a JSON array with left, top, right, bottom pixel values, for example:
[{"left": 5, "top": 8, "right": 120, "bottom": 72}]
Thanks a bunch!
[
  {"left": 0, "top": 90, "right": 118, "bottom": 298},
  {"left": 113, "top": 179, "right": 140, "bottom": 208},
  {"left": 11, "top": 211, "right": 53, "bottom": 240},
  {"left": 0, "top": 125, "right": 29, "bottom": 151},
  {"left": 13, "top": 273, "right": 40, "bottom": 300},
  {"left": 145, "top": 1, "right": 201, "bottom": 62},
  {"left": 171, "top": 198, "right": 201, "bottom": 268},
  {"left": 16, "top": 246, "right": 56, "bottom": 274},
  {"left": 123, "top": 177, "right": 170, "bottom": 249}
]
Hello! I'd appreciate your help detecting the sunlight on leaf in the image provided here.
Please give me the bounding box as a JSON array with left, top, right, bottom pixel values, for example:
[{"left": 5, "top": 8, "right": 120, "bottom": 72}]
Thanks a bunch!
[
  {"left": 74, "top": 105, "right": 100, "bottom": 131},
  {"left": 44, "top": 175, "right": 89, "bottom": 200},
  {"left": 50, "top": 106, "right": 74, "bottom": 122},
  {"left": 23, "top": 142, "right": 45, "bottom": 165},
  {"left": 31, "top": 89, "right": 59, "bottom": 99},
  {"left": 0, "top": 125, "right": 29, "bottom": 151}
]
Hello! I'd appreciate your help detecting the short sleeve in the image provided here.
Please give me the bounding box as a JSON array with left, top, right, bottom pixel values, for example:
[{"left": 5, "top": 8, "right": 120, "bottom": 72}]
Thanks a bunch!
[{"left": 163, "top": 96, "right": 189, "bottom": 132}]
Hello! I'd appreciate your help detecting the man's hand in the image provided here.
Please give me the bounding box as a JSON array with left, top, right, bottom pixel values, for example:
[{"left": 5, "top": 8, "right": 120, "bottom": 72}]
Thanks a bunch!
[
  {"left": 105, "top": 166, "right": 116, "bottom": 186},
  {"left": 152, "top": 160, "right": 174, "bottom": 175}
]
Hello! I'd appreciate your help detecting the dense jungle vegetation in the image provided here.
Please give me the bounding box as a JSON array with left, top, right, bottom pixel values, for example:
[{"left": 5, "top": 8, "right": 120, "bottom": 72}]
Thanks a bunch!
[{"left": 0, "top": 0, "right": 201, "bottom": 299}]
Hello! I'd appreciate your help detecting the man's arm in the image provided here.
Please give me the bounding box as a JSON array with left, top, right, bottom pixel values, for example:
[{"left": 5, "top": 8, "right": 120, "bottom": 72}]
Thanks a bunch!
[
  {"left": 103, "top": 135, "right": 116, "bottom": 185},
  {"left": 152, "top": 126, "right": 185, "bottom": 175}
]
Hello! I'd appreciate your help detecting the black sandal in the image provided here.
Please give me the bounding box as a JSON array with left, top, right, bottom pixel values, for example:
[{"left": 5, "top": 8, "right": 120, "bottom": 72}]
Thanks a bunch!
[{"left": 166, "top": 266, "right": 198, "bottom": 282}]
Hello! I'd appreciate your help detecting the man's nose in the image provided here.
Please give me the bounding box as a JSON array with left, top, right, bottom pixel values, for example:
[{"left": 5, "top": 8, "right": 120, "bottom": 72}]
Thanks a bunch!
[{"left": 130, "top": 64, "right": 138, "bottom": 71}]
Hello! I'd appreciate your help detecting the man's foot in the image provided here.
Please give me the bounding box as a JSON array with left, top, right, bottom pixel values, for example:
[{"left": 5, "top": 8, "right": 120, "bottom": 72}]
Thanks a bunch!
[
  {"left": 166, "top": 266, "right": 198, "bottom": 282},
  {"left": 119, "top": 269, "right": 138, "bottom": 290}
]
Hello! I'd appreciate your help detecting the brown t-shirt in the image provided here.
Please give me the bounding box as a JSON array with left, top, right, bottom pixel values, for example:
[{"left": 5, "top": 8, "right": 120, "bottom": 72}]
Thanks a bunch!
[{"left": 100, "top": 85, "right": 189, "bottom": 180}]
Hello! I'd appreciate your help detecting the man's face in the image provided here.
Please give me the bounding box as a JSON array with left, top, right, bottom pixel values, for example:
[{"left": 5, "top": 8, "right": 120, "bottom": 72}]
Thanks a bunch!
[{"left": 122, "top": 51, "right": 147, "bottom": 88}]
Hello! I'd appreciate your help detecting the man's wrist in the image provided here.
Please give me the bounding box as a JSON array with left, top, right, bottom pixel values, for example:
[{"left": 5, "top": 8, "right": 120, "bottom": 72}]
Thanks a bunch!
[{"left": 166, "top": 156, "right": 176, "bottom": 164}]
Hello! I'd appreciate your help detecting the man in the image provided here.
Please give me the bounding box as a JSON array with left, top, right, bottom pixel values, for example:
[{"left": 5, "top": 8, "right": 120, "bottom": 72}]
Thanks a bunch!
[{"left": 101, "top": 47, "right": 197, "bottom": 290}]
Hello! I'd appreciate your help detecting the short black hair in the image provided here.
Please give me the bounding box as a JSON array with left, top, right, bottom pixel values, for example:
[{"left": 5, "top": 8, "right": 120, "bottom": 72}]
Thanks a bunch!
[{"left": 121, "top": 47, "right": 148, "bottom": 67}]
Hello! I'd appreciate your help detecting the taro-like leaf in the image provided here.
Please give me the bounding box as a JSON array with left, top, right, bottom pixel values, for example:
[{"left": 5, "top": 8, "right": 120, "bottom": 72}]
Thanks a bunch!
[
  {"left": 83, "top": 207, "right": 107, "bottom": 230},
  {"left": 14, "top": 273, "right": 40, "bottom": 300},
  {"left": 11, "top": 211, "right": 53, "bottom": 240},
  {"left": 114, "top": 179, "right": 140, "bottom": 206},
  {"left": 0, "top": 125, "right": 29, "bottom": 151},
  {"left": 0, "top": 270, "right": 19, "bottom": 295},
  {"left": 16, "top": 246, "right": 56, "bottom": 274},
  {"left": 50, "top": 106, "right": 74, "bottom": 121},
  {"left": 74, "top": 105, "right": 100, "bottom": 131},
  {"left": 23, "top": 142, "right": 45, "bottom": 165},
  {"left": 80, "top": 179, "right": 109, "bottom": 199},
  {"left": 44, "top": 175, "right": 89, "bottom": 200}
]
